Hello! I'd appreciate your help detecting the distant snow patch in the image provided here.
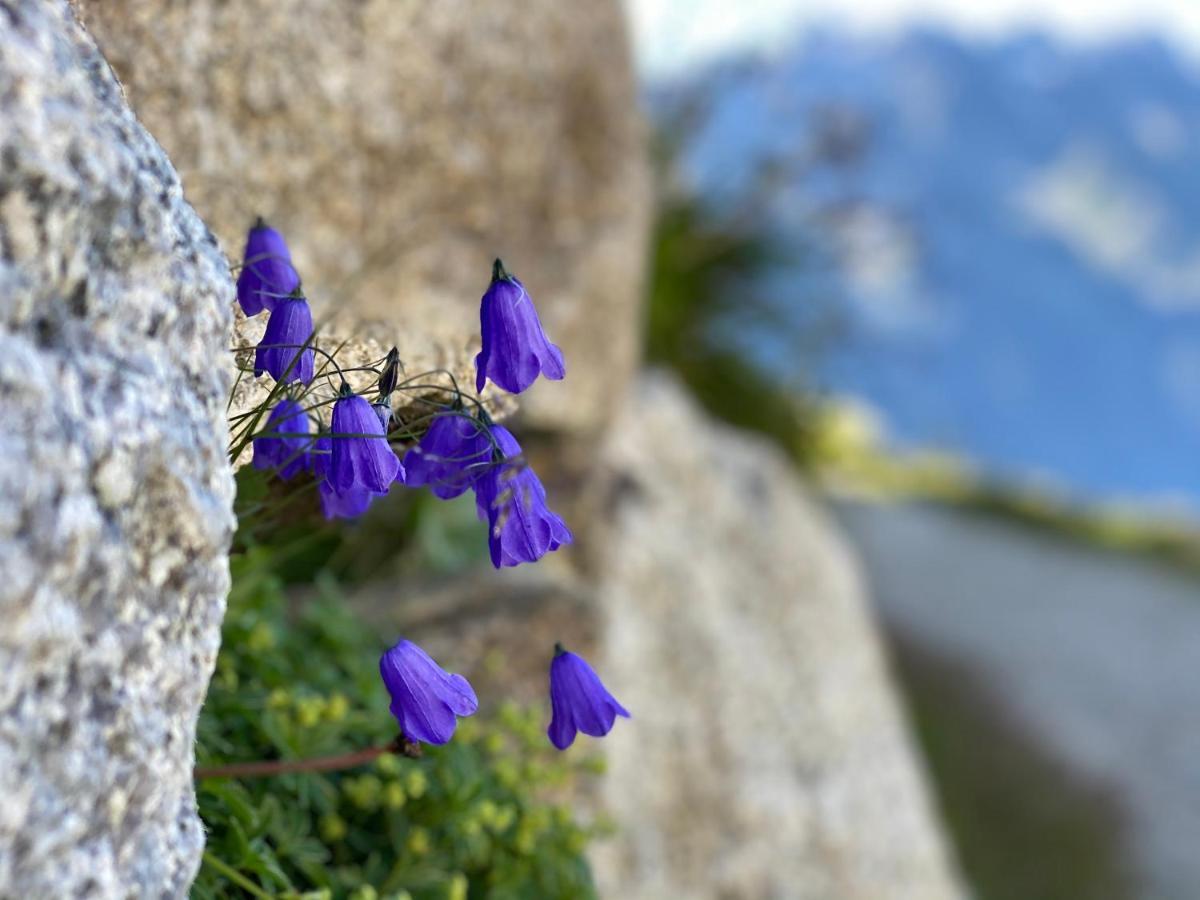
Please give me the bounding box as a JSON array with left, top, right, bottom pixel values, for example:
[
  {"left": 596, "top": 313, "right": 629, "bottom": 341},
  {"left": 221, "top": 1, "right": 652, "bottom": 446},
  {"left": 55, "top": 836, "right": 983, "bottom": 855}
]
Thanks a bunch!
[{"left": 1016, "top": 144, "right": 1200, "bottom": 311}]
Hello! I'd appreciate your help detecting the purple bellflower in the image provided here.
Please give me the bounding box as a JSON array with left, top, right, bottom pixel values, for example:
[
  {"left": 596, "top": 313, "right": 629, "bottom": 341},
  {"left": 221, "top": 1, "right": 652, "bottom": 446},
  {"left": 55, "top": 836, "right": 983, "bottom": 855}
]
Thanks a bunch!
[
  {"left": 254, "top": 292, "right": 315, "bottom": 384},
  {"left": 547, "top": 644, "right": 630, "bottom": 750},
  {"left": 310, "top": 434, "right": 378, "bottom": 520},
  {"left": 252, "top": 399, "right": 312, "bottom": 480},
  {"left": 474, "top": 424, "right": 572, "bottom": 568},
  {"left": 237, "top": 219, "right": 300, "bottom": 316},
  {"left": 380, "top": 639, "right": 478, "bottom": 745},
  {"left": 475, "top": 259, "right": 565, "bottom": 395},
  {"left": 318, "top": 479, "right": 377, "bottom": 520},
  {"left": 330, "top": 388, "right": 404, "bottom": 494},
  {"left": 403, "top": 411, "right": 492, "bottom": 500}
]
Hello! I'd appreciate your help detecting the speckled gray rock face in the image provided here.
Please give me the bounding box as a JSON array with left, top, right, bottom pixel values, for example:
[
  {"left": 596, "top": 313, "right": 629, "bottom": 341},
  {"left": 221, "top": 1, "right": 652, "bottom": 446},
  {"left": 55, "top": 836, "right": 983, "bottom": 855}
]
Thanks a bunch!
[
  {"left": 73, "top": 0, "right": 651, "bottom": 435},
  {"left": 590, "top": 375, "right": 963, "bottom": 900},
  {"left": 0, "top": 2, "right": 235, "bottom": 896}
]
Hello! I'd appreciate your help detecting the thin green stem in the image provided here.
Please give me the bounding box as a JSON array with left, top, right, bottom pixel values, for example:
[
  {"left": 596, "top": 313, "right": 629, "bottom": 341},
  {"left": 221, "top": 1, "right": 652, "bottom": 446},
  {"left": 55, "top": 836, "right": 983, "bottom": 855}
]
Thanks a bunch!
[{"left": 201, "top": 852, "right": 275, "bottom": 900}]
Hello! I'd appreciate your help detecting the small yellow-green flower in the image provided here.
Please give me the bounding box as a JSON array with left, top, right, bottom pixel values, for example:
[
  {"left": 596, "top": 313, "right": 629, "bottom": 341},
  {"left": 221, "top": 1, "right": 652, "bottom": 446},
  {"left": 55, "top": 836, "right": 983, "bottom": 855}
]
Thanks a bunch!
[
  {"left": 384, "top": 782, "right": 407, "bottom": 810},
  {"left": 374, "top": 753, "right": 401, "bottom": 776},
  {"left": 325, "top": 692, "right": 350, "bottom": 722},
  {"left": 344, "top": 775, "right": 383, "bottom": 812},
  {"left": 319, "top": 813, "right": 347, "bottom": 843},
  {"left": 406, "top": 827, "right": 430, "bottom": 856},
  {"left": 246, "top": 622, "right": 276, "bottom": 652},
  {"left": 404, "top": 769, "right": 427, "bottom": 798},
  {"left": 295, "top": 696, "right": 325, "bottom": 728}
]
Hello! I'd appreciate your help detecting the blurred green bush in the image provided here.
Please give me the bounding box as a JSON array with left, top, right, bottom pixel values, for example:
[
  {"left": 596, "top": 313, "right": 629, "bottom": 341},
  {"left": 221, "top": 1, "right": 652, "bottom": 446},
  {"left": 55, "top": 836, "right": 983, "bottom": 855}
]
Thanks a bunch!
[{"left": 643, "top": 131, "right": 827, "bottom": 466}]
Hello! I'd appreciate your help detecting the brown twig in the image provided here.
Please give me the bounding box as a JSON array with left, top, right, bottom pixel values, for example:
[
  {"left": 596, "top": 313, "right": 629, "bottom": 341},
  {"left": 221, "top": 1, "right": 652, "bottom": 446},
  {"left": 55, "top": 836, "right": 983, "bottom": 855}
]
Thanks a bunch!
[{"left": 195, "top": 734, "right": 420, "bottom": 780}]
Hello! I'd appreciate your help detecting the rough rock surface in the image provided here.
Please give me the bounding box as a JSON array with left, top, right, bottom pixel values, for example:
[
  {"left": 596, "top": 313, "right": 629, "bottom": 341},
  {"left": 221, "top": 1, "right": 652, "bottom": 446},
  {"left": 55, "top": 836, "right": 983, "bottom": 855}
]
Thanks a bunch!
[
  {"left": 589, "top": 375, "right": 963, "bottom": 900},
  {"left": 73, "top": 0, "right": 651, "bottom": 433},
  {"left": 0, "top": 2, "right": 235, "bottom": 896}
]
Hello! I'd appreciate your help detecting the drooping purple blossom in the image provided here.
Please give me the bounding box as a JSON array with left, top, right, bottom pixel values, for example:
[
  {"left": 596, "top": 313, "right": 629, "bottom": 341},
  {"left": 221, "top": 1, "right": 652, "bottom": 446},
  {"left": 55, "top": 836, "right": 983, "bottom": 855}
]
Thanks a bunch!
[
  {"left": 379, "top": 639, "right": 478, "bottom": 745},
  {"left": 474, "top": 259, "right": 565, "bottom": 395},
  {"left": 403, "top": 411, "right": 492, "bottom": 500},
  {"left": 330, "top": 389, "right": 403, "bottom": 494},
  {"left": 237, "top": 219, "right": 300, "bottom": 316},
  {"left": 474, "top": 424, "right": 572, "bottom": 568},
  {"left": 254, "top": 293, "right": 315, "bottom": 384},
  {"left": 251, "top": 399, "right": 312, "bottom": 480},
  {"left": 547, "top": 644, "right": 629, "bottom": 750},
  {"left": 309, "top": 434, "right": 377, "bottom": 520}
]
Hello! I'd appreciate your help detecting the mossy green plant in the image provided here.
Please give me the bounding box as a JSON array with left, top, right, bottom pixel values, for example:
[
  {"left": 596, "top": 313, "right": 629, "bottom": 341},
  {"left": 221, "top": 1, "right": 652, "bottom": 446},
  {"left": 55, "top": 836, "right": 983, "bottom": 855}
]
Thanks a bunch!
[{"left": 193, "top": 544, "right": 601, "bottom": 899}]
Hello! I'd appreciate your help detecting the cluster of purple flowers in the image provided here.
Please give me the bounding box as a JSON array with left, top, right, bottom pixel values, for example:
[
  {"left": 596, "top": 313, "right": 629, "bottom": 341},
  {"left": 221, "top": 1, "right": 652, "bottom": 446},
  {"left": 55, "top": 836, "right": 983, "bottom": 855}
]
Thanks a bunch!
[
  {"left": 240, "top": 221, "right": 403, "bottom": 518},
  {"left": 237, "top": 220, "right": 626, "bottom": 751},
  {"left": 242, "top": 222, "right": 574, "bottom": 569}
]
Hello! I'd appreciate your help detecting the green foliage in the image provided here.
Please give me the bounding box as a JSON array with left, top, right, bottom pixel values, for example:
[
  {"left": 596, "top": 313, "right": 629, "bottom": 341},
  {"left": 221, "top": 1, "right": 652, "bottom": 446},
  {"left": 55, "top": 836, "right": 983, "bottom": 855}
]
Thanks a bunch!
[
  {"left": 193, "top": 545, "right": 601, "bottom": 899},
  {"left": 230, "top": 466, "right": 489, "bottom": 588},
  {"left": 643, "top": 132, "right": 828, "bottom": 465}
]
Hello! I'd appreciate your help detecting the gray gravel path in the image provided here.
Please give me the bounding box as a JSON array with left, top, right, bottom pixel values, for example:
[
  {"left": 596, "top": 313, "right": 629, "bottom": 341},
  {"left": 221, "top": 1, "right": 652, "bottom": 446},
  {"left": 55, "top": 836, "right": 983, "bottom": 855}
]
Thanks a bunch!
[{"left": 835, "top": 500, "right": 1200, "bottom": 900}]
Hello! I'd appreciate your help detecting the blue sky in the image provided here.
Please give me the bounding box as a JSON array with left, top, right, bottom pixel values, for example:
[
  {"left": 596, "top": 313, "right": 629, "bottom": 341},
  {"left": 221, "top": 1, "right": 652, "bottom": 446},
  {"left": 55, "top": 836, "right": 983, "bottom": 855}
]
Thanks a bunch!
[{"left": 626, "top": 0, "right": 1200, "bottom": 78}]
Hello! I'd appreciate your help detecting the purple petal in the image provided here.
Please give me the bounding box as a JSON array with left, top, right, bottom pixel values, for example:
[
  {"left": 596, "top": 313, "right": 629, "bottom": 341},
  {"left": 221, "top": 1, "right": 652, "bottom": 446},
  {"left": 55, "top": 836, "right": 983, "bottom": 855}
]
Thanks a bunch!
[
  {"left": 547, "top": 651, "right": 628, "bottom": 750},
  {"left": 379, "top": 640, "right": 477, "bottom": 745},
  {"left": 330, "top": 394, "right": 401, "bottom": 494},
  {"left": 439, "top": 672, "right": 480, "bottom": 718},
  {"left": 318, "top": 480, "right": 377, "bottom": 520},
  {"left": 237, "top": 223, "right": 299, "bottom": 316},
  {"left": 475, "top": 269, "right": 566, "bottom": 394},
  {"left": 254, "top": 296, "right": 314, "bottom": 384},
  {"left": 252, "top": 399, "right": 312, "bottom": 480},
  {"left": 548, "top": 677, "right": 578, "bottom": 751},
  {"left": 474, "top": 424, "right": 570, "bottom": 569},
  {"left": 402, "top": 413, "right": 491, "bottom": 500}
]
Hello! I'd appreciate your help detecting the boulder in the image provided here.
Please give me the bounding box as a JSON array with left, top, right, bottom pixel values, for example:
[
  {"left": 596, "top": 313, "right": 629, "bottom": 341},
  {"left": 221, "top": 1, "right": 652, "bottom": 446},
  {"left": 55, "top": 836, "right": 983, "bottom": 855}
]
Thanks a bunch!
[
  {"left": 0, "top": 2, "right": 234, "bottom": 895},
  {"left": 589, "top": 374, "right": 963, "bottom": 900},
  {"left": 73, "top": 0, "right": 651, "bottom": 433}
]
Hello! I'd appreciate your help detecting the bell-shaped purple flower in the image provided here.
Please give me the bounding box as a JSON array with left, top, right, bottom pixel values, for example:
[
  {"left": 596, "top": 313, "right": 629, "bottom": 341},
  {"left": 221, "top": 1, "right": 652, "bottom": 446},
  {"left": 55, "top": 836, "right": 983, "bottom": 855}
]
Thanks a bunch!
[
  {"left": 330, "top": 390, "right": 403, "bottom": 494},
  {"left": 475, "top": 259, "right": 565, "bottom": 395},
  {"left": 474, "top": 424, "right": 572, "bottom": 568},
  {"left": 237, "top": 219, "right": 300, "bottom": 316},
  {"left": 252, "top": 399, "right": 312, "bottom": 480},
  {"left": 403, "top": 411, "right": 492, "bottom": 500},
  {"left": 308, "top": 434, "right": 375, "bottom": 520},
  {"left": 547, "top": 644, "right": 629, "bottom": 750},
  {"left": 380, "top": 639, "right": 478, "bottom": 745},
  {"left": 254, "top": 293, "right": 315, "bottom": 384}
]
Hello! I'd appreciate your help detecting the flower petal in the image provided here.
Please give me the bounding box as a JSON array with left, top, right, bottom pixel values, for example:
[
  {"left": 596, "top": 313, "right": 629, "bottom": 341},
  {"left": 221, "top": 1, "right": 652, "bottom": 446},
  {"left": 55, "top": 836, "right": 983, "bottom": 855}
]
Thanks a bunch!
[
  {"left": 331, "top": 394, "right": 400, "bottom": 493},
  {"left": 547, "top": 650, "right": 627, "bottom": 748},
  {"left": 476, "top": 270, "right": 565, "bottom": 394},
  {"left": 379, "top": 640, "right": 477, "bottom": 745}
]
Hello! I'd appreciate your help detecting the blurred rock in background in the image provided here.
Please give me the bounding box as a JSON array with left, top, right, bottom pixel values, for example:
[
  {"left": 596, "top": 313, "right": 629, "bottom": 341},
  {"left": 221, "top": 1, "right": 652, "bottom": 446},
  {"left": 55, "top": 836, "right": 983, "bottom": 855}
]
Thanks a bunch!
[
  {"left": 72, "top": 0, "right": 651, "bottom": 433},
  {"left": 590, "top": 374, "right": 960, "bottom": 899},
  {"left": 3, "top": 1, "right": 965, "bottom": 896}
]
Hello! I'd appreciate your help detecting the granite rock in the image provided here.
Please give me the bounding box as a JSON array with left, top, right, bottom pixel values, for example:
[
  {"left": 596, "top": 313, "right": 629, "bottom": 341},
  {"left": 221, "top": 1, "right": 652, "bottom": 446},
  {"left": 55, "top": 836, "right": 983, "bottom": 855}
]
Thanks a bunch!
[{"left": 0, "top": 2, "right": 235, "bottom": 895}]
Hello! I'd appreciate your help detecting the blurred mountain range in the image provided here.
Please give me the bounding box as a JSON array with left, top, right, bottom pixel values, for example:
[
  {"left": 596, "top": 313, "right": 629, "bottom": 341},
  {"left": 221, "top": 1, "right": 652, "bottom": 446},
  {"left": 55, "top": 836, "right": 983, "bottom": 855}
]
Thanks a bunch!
[{"left": 653, "top": 28, "right": 1200, "bottom": 511}]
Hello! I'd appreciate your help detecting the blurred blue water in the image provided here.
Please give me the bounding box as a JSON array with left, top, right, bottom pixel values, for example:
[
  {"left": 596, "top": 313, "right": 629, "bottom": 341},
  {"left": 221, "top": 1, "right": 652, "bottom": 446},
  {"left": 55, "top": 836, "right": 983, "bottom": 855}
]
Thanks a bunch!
[{"left": 655, "top": 28, "right": 1200, "bottom": 509}]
